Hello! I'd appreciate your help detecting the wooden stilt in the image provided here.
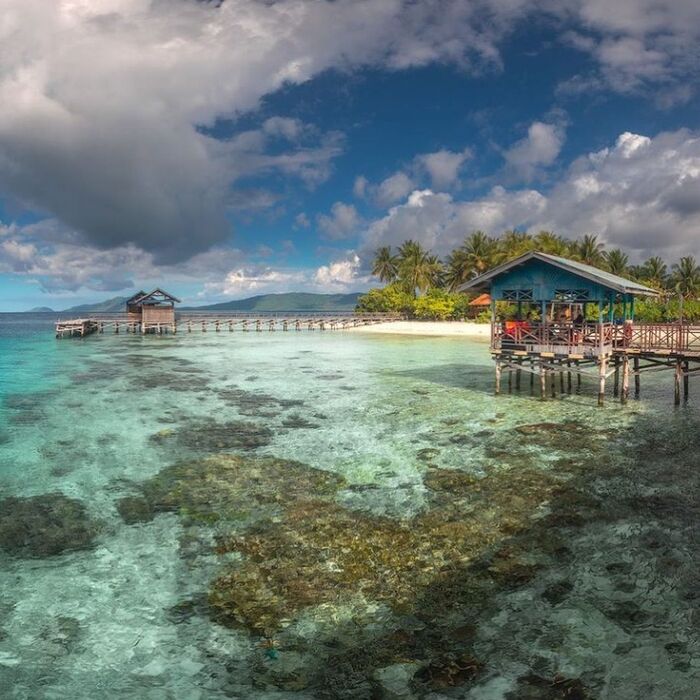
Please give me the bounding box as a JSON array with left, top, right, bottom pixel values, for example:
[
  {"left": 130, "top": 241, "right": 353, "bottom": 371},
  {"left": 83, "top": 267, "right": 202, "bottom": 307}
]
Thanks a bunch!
[
  {"left": 507, "top": 366, "right": 513, "bottom": 393},
  {"left": 683, "top": 360, "right": 689, "bottom": 402},
  {"left": 540, "top": 363, "right": 547, "bottom": 401},
  {"left": 598, "top": 357, "right": 607, "bottom": 406},
  {"left": 559, "top": 367, "right": 565, "bottom": 394},
  {"left": 567, "top": 361, "right": 572, "bottom": 393},
  {"left": 515, "top": 361, "right": 521, "bottom": 391},
  {"left": 674, "top": 360, "right": 682, "bottom": 406},
  {"left": 495, "top": 360, "right": 502, "bottom": 395},
  {"left": 634, "top": 356, "right": 640, "bottom": 398},
  {"left": 621, "top": 355, "right": 630, "bottom": 404},
  {"left": 613, "top": 357, "right": 620, "bottom": 397},
  {"left": 576, "top": 361, "right": 582, "bottom": 393},
  {"left": 530, "top": 360, "right": 535, "bottom": 393}
]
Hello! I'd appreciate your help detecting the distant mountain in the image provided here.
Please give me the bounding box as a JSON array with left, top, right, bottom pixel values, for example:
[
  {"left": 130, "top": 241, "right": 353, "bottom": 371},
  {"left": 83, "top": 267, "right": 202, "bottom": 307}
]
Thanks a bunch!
[
  {"left": 29, "top": 306, "right": 55, "bottom": 313},
  {"left": 184, "top": 292, "right": 363, "bottom": 312},
  {"left": 60, "top": 296, "right": 130, "bottom": 314}
]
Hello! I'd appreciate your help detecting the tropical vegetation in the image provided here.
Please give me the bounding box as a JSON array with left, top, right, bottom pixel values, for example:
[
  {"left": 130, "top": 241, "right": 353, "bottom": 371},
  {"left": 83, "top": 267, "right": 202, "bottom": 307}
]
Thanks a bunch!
[{"left": 357, "top": 231, "right": 700, "bottom": 321}]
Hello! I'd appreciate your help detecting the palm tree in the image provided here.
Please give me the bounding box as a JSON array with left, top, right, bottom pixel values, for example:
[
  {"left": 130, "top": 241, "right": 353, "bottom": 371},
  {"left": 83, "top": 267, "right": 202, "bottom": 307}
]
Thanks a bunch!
[
  {"left": 498, "top": 230, "right": 534, "bottom": 261},
  {"left": 462, "top": 231, "right": 498, "bottom": 276},
  {"left": 574, "top": 234, "right": 606, "bottom": 267},
  {"left": 397, "top": 240, "right": 440, "bottom": 296},
  {"left": 604, "top": 248, "right": 629, "bottom": 276},
  {"left": 638, "top": 256, "right": 668, "bottom": 291},
  {"left": 444, "top": 248, "right": 473, "bottom": 291},
  {"left": 533, "top": 231, "right": 570, "bottom": 257},
  {"left": 671, "top": 256, "right": 700, "bottom": 298},
  {"left": 371, "top": 246, "right": 398, "bottom": 283}
]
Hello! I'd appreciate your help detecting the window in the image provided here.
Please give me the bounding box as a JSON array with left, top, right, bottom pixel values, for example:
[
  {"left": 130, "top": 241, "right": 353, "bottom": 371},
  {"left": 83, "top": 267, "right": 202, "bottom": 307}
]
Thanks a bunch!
[
  {"left": 502, "top": 289, "right": 534, "bottom": 301},
  {"left": 554, "top": 289, "right": 589, "bottom": 302}
]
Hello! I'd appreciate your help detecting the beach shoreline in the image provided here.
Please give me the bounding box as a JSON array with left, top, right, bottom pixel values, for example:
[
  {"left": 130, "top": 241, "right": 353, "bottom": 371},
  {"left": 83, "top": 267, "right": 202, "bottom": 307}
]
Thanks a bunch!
[{"left": 344, "top": 320, "right": 491, "bottom": 337}]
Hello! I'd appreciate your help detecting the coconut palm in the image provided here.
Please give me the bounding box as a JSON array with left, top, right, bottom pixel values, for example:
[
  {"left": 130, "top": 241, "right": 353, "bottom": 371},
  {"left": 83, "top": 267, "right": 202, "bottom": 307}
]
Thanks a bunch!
[
  {"left": 397, "top": 240, "right": 441, "bottom": 296},
  {"left": 604, "top": 248, "right": 629, "bottom": 276},
  {"left": 371, "top": 246, "right": 398, "bottom": 283},
  {"left": 498, "top": 230, "right": 534, "bottom": 262},
  {"left": 574, "top": 234, "right": 606, "bottom": 267},
  {"left": 533, "top": 231, "right": 570, "bottom": 257},
  {"left": 671, "top": 256, "right": 700, "bottom": 298},
  {"left": 444, "top": 248, "right": 473, "bottom": 291},
  {"left": 462, "top": 231, "right": 498, "bottom": 276},
  {"left": 638, "top": 256, "right": 668, "bottom": 291}
]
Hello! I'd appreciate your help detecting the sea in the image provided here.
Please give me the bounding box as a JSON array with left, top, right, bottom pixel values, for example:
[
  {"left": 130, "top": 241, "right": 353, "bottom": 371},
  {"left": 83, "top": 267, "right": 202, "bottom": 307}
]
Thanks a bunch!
[{"left": 0, "top": 313, "right": 698, "bottom": 699}]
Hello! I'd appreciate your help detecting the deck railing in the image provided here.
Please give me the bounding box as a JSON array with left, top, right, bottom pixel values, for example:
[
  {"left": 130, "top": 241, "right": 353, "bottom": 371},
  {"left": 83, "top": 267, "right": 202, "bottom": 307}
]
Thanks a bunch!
[{"left": 492, "top": 321, "right": 700, "bottom": 356}]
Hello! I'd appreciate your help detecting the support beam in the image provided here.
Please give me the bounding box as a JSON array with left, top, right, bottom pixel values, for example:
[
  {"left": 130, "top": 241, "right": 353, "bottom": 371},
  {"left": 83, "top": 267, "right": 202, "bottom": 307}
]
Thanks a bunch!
[
  {"left": 621, "top": 355, "right": 630, "bottom": 404},
  {"left": 598, "top": 357, "right": 607, "bottom": 406}
]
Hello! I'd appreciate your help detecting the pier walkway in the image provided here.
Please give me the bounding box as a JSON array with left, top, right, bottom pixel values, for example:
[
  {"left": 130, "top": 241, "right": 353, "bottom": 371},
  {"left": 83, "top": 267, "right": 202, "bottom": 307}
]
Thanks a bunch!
[{"left": 55, "top": 313, "right": 402, "bottom": 338}]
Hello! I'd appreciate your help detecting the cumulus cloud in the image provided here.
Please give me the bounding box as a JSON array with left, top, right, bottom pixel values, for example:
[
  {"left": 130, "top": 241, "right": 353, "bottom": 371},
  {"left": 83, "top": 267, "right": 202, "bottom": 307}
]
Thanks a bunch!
[
  {"left": 0, "top": 0, "right": 536, "bottom": 264},
  {"left": 359, "top": 129, "right": 700, "bottom": 261},
  {"left": 317, "top": 202, "right": 362, "bottom": 240},
  {"left": 353, "top": 175, "right": 369, "bottom": 199},
  {"left": 503, "top": 121, "right": 566, "bottom": 180},
  {"left": 415, "top": 148, "right": 472, "bottom": 189},
  {"left": 375, "top": 172, "right": 416, "bottom": 207}
]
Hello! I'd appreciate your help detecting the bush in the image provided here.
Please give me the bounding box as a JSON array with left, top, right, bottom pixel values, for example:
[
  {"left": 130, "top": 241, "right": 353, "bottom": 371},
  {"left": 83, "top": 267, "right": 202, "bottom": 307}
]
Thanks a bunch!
[
  {"left": 412, "top": 289, "right": 458, "bottom": 320},
  {"left": 356, "top": 284, "right": 413, "bottom": 314}
]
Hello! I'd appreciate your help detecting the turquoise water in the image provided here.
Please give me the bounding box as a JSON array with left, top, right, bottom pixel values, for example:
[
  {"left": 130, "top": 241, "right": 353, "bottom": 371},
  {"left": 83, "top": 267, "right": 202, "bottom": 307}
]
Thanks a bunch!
[{"left": 0, "top": 314, "right": 698, "bottom": 698}]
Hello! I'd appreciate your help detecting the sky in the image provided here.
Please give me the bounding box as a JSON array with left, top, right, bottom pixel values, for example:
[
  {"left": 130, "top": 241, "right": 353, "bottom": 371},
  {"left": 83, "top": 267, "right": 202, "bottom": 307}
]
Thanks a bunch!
[{"left": 1, "top": 0, "right": 700, "bottom": 310}]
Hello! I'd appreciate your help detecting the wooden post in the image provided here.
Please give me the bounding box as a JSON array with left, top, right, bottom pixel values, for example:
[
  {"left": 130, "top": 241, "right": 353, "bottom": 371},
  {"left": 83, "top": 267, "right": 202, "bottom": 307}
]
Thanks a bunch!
[
  {"left": 621, "top": 355, "right": 629, "bottom": 404},
  {"left": 530, "top": 359, "right": 535, "bottom": 393},
  {"left": 540, "top": 362, "right": 547, "bottom": 400},
  {"left": 515, "top": 360, "right": 521, "bottom": 391},
  {"left": 613, "top": 358, "right": 620, "bottom": 397},
  {"left": 598, "top": 357, "right": 607, "bottom": 406},
  {"left": 683, "top": 360, "right": 689, "bottom": 402},
  {"left": 567, "top": 361, "right": 572, "bottom": 393},
  {"left": 559, "top": 366, "right": 565, "bottom": 394},
  {"left": 551, "top": 367, "right": 556, "bottom": 398},
  {"left": 576, "top": 360, "right": 582, "bottom": 392},
  {"left": 507, "top": 365, "right": 513, "bottom": 393},
  {"left": 674, "top": 360, "right": 682, "bottom": 406},
  {"left": 634, "top": 356, "right": 640, "bottom": 398},
  {"left": 495, "top": 360, "right": 502, "bottom": 395}
]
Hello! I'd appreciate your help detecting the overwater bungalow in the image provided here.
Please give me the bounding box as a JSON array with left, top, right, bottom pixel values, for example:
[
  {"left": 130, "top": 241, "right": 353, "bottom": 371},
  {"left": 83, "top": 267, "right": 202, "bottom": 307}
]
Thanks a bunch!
[
  {"left": 126, "top": 288, "right": 181, "bottom": 333},
  {"left": 460, "top": 251, "right": 700, "bottom": 404}
]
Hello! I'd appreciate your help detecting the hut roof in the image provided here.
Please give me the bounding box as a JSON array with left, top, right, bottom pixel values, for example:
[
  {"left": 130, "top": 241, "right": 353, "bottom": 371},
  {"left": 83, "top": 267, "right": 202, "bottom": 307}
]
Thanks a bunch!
[
  {"left": 469, "top": 293, "right": 491, "bottom": 306},
  {"left": 128, "top": 288, "right": 181, "bottom": 305},
  {"left": 459, "top": 251, "right": 658, "bottom": 297}
]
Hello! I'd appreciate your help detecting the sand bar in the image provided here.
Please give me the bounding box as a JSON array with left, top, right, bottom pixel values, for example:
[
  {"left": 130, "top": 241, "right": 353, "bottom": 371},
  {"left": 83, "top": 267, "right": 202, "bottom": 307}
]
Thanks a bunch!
[{"left": 345, "top": 321, "right": 491, "bottom": 337}]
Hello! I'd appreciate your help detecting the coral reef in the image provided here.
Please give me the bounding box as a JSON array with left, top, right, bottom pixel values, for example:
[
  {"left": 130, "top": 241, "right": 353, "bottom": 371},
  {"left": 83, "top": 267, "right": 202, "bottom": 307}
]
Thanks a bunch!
[
  {"left": 0, "top": 493, "right": 99, "bottom": 557},
  {"left": 150, "top": 420, "right": 273, "bottom": 451}
]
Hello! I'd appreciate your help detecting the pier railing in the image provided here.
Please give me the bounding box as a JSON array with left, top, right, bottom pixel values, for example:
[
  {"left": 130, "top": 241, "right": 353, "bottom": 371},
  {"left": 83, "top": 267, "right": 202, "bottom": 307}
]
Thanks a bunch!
[{"left": 492, "top": 320, "right": 700, "bottom": 356}]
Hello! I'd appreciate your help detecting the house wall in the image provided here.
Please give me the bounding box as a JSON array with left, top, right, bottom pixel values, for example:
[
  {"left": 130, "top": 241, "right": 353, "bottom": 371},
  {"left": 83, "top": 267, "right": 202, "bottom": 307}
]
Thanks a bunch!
[
  {"left": 142, "top": 305, "right": 175, "bottom": 326},
  {"left": 491, "top": 259, "right": 610, "bottom": 303}
]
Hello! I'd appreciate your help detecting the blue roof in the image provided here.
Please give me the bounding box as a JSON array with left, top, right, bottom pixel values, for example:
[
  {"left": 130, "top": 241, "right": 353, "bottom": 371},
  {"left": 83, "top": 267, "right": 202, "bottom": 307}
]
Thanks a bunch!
[{"left": 459, "top": 252, "right": 658, "bottom": 297}]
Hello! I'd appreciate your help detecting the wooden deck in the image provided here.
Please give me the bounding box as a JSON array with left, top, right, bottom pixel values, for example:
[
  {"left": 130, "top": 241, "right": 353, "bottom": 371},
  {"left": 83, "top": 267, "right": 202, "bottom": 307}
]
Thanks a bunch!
[
  {"left": 55, "top": 313, "right": 402, "bottom": 338},
  {"left": 490, "top": 321, "right": 700, "bottom": 405}
]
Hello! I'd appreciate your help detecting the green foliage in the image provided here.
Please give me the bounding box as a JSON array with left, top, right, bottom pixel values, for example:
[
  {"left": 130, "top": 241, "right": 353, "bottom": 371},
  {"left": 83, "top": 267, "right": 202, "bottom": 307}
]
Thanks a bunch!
[
  {"left": 413, "top": 289, "right": 458, "bottom": 320},
  {"left": 355, "top": 283, "right": 414, "bottom": 314}
]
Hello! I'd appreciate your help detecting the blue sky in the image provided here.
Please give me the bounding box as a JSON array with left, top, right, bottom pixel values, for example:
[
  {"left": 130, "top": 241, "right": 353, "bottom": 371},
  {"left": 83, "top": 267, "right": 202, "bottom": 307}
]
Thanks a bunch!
[{"left": 1, "top": 1, "right": 700, "bottom": 310}]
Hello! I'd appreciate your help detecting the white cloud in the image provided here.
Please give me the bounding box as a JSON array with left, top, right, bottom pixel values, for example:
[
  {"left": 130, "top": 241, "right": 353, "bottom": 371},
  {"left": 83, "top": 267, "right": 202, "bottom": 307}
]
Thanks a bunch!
[
  {"left": 0, "top": 0, "right": 535, "bottom": 263},
  {"left": 317, "top": 202, "right": 362, "bottom": 240},
  {"left": 503, "top": 121, "right": 566, "bottom": 180},
  {"left": 359, "top": 129, "right": 700, "bottom": 261},
  {"left": 294, "top": 212, "right": 310, "bottom": 229},
  {"left": 415, "top": 148, "right": 472, "bottom": 189},
  {"left": 353, "top": 175, "right": 369, "bottom": 199},
  {"left": 313, "top": 254, "right": 368, "bottom": 290},
  {"left": 375, "top": 172, "right": 416, "bottom": 207}
]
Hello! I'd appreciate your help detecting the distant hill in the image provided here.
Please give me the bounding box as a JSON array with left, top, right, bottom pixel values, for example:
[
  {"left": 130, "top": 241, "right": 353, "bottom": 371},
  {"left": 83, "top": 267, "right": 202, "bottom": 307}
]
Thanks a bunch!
[
  {"left": 60, "top": 296, "right": 130, "bottom": 314},
  {"left": 183, "top": 292, "right": 363, "bottom": 312},
  {"left": 29, "top": 306, "right": 55, "bottom": 313}
]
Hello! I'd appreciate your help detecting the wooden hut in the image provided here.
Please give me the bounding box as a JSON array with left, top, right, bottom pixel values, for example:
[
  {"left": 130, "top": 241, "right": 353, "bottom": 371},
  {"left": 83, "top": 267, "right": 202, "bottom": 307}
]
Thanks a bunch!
[
  {"left": 125, "top": 288, "right": 181, "bottom": 333},
  {"left": 459, "top": 252, "right": 659, "bottom": 403}
]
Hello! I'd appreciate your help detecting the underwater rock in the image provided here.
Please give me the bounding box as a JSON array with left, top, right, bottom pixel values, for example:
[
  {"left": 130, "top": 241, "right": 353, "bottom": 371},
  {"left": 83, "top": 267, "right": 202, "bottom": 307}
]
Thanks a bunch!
[
  {"left": 128, "top": 455, "right": 346, "bottom": 529},
  {"left": 281, "top": 414, "right": 321, "bottom": 429},
  {"left": 116, "top": 496, "right": 154, "bottom": 524},
  {"left": 505, "top": 673, "right": 589, "bottom": 699},
  {"left": 373, "top": 662, "right": 421, "bottom": 699},
  {"left": 412, "top": 652, "right": 483, "bottom": 691},
  {"left": 38, "top": 616, "right": 82, "bottom": 656},
  {"left": 150, "top": 420, "right": 273, "bottom": 451},
  {"left": 541, "top": 581, "right": 574, "bottom": 606},
  {"left": 416, "top": 448, "right": 440, "bottom": 463},
  {"left": 0, "top": 493, "right": 99, "bottom": 558}
]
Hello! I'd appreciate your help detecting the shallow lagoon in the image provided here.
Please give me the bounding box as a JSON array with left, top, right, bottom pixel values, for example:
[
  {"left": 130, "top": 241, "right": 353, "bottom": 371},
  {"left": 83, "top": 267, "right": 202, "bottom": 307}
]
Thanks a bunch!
[{"left": 0, "top": 315, "right": 698, "bottom": 698}]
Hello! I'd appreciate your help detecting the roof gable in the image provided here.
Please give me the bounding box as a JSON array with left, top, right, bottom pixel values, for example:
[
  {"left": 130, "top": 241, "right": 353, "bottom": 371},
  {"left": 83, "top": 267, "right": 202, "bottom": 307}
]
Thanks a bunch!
[
  {"left": 128, "top": 288, "right": 181, "bottom": 305},
  {"left": 459, "top": 252, "right": 658, "bottom": 297}
]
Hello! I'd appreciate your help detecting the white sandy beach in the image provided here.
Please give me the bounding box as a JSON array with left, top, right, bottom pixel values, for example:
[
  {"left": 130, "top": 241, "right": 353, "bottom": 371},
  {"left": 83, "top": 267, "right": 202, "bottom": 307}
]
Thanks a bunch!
[{"left": 345, "top": 320, "right": 491, "bottom": 337}]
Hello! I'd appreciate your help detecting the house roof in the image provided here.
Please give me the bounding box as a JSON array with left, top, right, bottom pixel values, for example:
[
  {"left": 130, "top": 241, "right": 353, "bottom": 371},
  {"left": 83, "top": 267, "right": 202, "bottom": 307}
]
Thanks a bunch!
[
  {"left": 458, "top": 252, "right": 659, "bottom": 297},
  {"left": 469, "top": 293, "right": 491, "bottom": 306},
  {"left": 127, "top": 288, "right": 181, "bottom": 305}
]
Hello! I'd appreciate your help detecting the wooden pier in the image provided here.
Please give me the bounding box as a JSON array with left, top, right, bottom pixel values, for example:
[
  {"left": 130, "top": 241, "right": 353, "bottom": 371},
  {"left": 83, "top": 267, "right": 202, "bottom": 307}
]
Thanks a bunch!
[
  {"left": 55, "top": 313, "right": 402, "bottom": 338},
  {"left": 460, "top": 251, "right": 700, "bottom": 405}
]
